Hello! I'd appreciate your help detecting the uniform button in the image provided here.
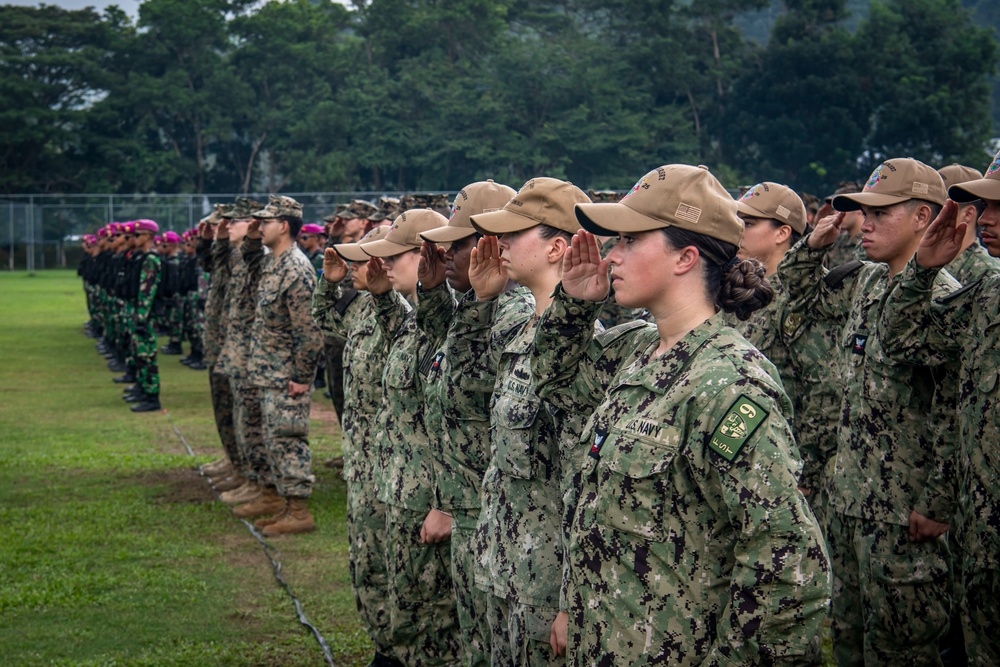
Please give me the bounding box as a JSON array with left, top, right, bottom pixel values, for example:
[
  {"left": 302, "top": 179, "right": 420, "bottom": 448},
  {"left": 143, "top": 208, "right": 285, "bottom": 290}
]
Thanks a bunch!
[{"left": 569, "top": 307, "right": 581, "bottom": 315}]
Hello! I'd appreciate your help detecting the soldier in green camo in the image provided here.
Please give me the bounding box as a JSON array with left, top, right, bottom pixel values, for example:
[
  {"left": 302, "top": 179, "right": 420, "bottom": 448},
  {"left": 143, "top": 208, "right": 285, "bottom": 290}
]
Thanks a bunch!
[
  {"left": 312, "top": 224, "right": 401, "bottom": 667},
  {"left": 361, "top": 209, "right": 461, "bottom": 666},
  {"left": 465, "top": 178, "right": 593, "bottom": 667},
  {"left": 244, "top": 195, "right": 324, "bottom": 537},
  {"left": 938, "top": 163, "right": 1000, "bottom": 285},
  {"left": 820, "top": 182, "right": 866, "bottom": 268},
  {"left": 418, "top": 179, "right": 533, "bottom": 667},
  {"left": 879, "top": 152, "right": 1000, "bottom": 666},
  {"left": 130, "top": 219, "right": 164, "bottom": 413},
  {"left": 529, "top": 164, "right": 830, "bottom": 666},
  {"left": 779, "top": 158, "right": 961, "bottom": 666}
]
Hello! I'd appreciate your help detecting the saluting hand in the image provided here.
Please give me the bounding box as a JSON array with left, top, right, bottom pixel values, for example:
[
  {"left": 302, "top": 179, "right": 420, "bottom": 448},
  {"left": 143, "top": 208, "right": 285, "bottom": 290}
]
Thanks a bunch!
[
  {"left": 807, "top": 211, "right": 845, "bottom": 249},
  {"left": 323, "top": 248, "right": 348, "bottom": 283},
  {"left": 198, "top": 221, "right": 213, "bottom": 240},
  {"left": 418, "top": 241, "right": 447, "bottom": 290},
  {"left": 916, "top": 200, "right": 965, "bottom": 269},
  {"left": 365, "top": 257, "right": 392, "bottom": 295},
  {"left": 469, "top": 236, "right": 508, "bottom": 301},
  {"left": 246, "top": 219, "right": 262, "bottom": 240},
  {"left": 216, "top": 218, "right": 230, "bottom": 240},
  {"left": 561, "top": 230, "right": 610, "bottom": 301}
]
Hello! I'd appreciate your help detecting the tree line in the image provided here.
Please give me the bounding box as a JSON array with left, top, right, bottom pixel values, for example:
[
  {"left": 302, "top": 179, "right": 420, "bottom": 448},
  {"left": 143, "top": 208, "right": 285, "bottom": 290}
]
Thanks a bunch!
[{"left": 1, "top": 0, "right": 997, "bottom": 199}]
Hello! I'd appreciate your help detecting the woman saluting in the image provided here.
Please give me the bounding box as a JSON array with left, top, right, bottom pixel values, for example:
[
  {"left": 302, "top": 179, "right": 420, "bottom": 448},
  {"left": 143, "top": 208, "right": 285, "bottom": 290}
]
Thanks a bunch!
[{"left": 531, "top": 165, "right": 831, "bottom": 666}]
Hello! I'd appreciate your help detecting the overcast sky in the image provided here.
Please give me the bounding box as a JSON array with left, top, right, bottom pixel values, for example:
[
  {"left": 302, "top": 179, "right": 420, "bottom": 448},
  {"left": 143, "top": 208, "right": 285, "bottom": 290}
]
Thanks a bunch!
[{"left": 6, "top": 0, "right": 144, "bottom": 16}]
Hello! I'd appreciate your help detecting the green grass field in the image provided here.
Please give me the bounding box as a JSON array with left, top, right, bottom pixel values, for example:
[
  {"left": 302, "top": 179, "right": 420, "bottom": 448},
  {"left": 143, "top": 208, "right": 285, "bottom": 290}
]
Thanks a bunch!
[{"left": 0, "top": 270, "right": 370, "bottom": 666}]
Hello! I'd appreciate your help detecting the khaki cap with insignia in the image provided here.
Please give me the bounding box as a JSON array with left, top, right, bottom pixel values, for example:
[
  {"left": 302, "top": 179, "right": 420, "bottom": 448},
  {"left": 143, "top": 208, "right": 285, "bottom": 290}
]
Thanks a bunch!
[
  {"left": 421, "top": 180, "right": 516, "bottom": 244},
  {"left": 333, "top": 224, "right": 392, "bottom": 262},
  {"left": 833, "top": 158, "right": 947, "bottom": 212},
  {"left": 471, "top": 177, "right": 590, "bottom": 236},
  {"left": 362, "top": 209, "right": 447, "bottom": 258},
  {"left": 252, "top": 195, "right": 303, "bottom": 219},
  {"left": 938, "top": 163, "right": 983, "bottom": 189},
  {"left": 736, "top": 182, "right": 808, "bottom": 233},
  {"left": 949, "top": 148, "right": 1000, "bottom": 203},
  {"left": 575, "top": 165, "right": 743, "bottom": 247}
]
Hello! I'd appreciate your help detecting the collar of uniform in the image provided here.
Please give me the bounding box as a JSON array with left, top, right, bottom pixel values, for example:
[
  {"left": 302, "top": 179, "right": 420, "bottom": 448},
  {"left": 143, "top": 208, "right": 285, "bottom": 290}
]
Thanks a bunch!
[{"left": 613, "top": 314, "right": 726, "bottom": 395}]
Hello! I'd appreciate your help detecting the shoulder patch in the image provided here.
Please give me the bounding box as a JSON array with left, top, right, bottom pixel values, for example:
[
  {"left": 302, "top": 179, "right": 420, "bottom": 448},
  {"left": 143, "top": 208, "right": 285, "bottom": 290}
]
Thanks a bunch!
[
  {"left": 707, "top": 395, "right": 767, "bottom": 462},
  {"left": 937, "top": 278, "right": 982, "bottom": 305},
  {"left": 823, "top": 259, "right": 864, "bottom": 288}
]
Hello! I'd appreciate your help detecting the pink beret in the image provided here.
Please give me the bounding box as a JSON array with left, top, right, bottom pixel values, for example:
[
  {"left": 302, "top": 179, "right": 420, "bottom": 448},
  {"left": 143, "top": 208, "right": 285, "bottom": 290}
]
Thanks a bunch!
[
  {"left": 134, "top": 219, "right": 159, "bottom": 233},
  {"left": 299, "top": 223, "right": 326, "bottom": 236},
  {"left": 163, "top": 231, "right": 182, "bottom": 244}
]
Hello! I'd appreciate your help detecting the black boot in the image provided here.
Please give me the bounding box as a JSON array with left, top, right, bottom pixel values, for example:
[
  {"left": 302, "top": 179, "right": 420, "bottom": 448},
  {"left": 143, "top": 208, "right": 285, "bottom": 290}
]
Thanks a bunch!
[
  {"left": 131, "top": 393, "right": 161, "bottom": 413},
  {"left": 113, "top": 372, "right": 136, "bottom": 384},
  {"left": 160, "top": 341, "right": 183, "bottom": 355},
  {"left": 108, "top": 358, "right": 126, "bottom": 372},
  {"left": 367, "top": 653, "right": 404, "bottom": 667},
  {"left": 187, "top": 352, "right": 206, "bottom": 370}
]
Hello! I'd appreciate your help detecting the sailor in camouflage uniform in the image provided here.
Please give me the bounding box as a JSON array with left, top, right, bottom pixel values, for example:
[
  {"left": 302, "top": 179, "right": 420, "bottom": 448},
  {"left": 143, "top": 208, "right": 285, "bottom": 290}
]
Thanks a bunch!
[
  {"left": 822, "top": 182, "right": 866, "bottom": 269},
  {"left": 465, "top": 178, "right": 593, "bottom": 667},
  {"left": 530, "top": 165, "right": 830, "bottom": 666},
  {"left": 241, "top": 196, "right": 323, "bottom": 537},
  {"left": 418, "top": 180, "right": 533, "bottom": 667},
  {"left": 937, "top": 164, "right": 1000, "bottom": 286},
  {"left": 312, "top": 224, "right": 400, "bottom": 667},
  {"left": 779, "top": 159, "right": 961, "bottom": 666},
  {"left": 878, "top": 152, "right": 1000, "bottom": 666},
  {"left": 362, "top": 209, "right": 461, "bottom": 666}
]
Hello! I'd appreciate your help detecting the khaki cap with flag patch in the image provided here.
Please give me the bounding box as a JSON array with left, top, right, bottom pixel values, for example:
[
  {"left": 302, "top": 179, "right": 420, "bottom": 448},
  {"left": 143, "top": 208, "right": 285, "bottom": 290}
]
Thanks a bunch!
[
  {"left": 833, "top": 158, "right": 947, "bottom": 212},
  {"left": 362, "top": 209, "right": 447, "bottom": 258},
  {"left": 938, "top": 163, "right": 983, "bottom": 189},
  {"left": 470, "top": 177, "right": 590, "bottom": 236},
  {"left": 333, "top": 224, "right": 391, "bottom": 262},
  {"left": 575, "top": 165, "right": 743, "bottom": 247},
  {"left": 421, "top": 180, "right": 516, "bottom": 244},
  {"left": 736, "top": 182, "right": 808, "bottom": 233},
  {"left": 252, "top": 195, "right": 303, "bottom": 219},
  {"left": 948, "top": 148, "right": 1000, "bottom": 203}
]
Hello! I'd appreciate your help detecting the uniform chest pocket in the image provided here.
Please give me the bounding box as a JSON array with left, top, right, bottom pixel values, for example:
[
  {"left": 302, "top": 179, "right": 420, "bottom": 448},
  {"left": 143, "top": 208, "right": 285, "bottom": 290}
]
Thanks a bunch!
[
  {"left": 975, "top": 350, "right": 1000, "bottom": 394},
  {"left": 493, "top": 392, "right": 541, "bottom": 480},
  {"left": 257, "top": 279, "right": 286, "bottom": 328},
  {"left": 865, "top": 357, "right": 912, "bottom": 407},
  {"left": 384, "top": 354, "right": 416, "bottom": 390},
  {"left": 596, "top": 434, "right": 675, "bottom": 542}
]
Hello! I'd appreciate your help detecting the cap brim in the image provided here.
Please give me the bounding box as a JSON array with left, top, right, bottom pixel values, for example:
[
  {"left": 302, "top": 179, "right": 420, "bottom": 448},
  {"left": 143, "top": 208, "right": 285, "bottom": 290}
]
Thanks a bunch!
[
  {"left": 333, "top": 243, "right": 370, "bottom": 262},
  {"left": 420, "top": 225, "right": 476, "bottom": 243},
  {"left": 470, "top": 210, "right": 539, "bottom": 235},
  {"left": 832, "top": 192, "right": 911, "bottom": 212},
  {"left": 361, "top": 238, "right": 418, "bottom": 258},
  {"left": 736, "top": 201, "right": 771, "bottom": 220},
  {"left": 574, "top": 202, "right": 667, "bottom": 236},
  {"left": 949, "top": 179, "right": 1000, "bottom": 203}
]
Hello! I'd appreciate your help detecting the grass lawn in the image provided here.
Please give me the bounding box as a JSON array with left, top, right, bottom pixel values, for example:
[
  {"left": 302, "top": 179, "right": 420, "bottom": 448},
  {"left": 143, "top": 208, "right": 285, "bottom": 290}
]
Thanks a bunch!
[{"left": 0, "top": 270, "right": 370, "bottom": 666}]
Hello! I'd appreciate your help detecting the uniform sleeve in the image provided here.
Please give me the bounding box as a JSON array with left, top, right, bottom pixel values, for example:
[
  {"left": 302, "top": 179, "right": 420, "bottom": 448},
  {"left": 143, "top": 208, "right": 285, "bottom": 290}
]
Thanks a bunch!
[
  {"left": 778, "top": 235, "right": 855, "bottom": 323},
  {"left": 286, "top": 269, "right": 324, "bottom": 385},
  {"left": 372, "top": 290, "right": 412, "bottom": 350},
  {"left": 415, "top": 282, "right": 456, "bottom": 349},
  {"left": 136, "top": 254, "right": 161, "bottom": 316},
  {"left": 212, "top": 239, "right": 233, "bottom": 282},
  {"left": 241, "top": 237, "right": 266, "bottom": 284},
  {"left": 697, "top": 382, "right": 832, "bottom": 665},
  {"left": 312, "top": 277, "right": 361, "bottom": 341},
  {"left": 196, "top": 237, "right": 213, "bottom": 273}
]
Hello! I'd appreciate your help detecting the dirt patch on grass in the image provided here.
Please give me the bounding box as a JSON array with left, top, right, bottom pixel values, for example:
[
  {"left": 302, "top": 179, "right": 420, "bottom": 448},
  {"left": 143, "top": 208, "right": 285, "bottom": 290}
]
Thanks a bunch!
[{"left": 129, "top": 467, "right": 217, "bottom": 504}]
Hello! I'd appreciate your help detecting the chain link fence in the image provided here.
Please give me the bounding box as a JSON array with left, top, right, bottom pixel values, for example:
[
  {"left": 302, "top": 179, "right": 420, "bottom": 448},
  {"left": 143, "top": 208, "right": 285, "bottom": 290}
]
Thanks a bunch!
[{"left": 0, "top": 191, "right": 453, "bottom": 271}]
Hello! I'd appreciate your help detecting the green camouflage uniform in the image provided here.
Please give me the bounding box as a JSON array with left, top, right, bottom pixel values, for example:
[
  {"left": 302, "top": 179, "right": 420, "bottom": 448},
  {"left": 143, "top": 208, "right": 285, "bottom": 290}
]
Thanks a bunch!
[
  {"left": 943, "top": 241, "right": 1000, "bottom": 286},
  {"left": 531, "top": 287, "right": 830, "bottom": 666},
  {"left": 216, "top": 237, "right": 270, "bottom": 484},
  {"left": 372, "top": 285, "right": 461, "bottom": 666},
  {"left": 779, "top": 239, "right": 961, "bottom": 666},
  {"left": 880, "top": 259, "right": 1000, "bottom": 666},
  {"left": 312, "top": 278, "right": 395, "bottom": 659},
  {"left": 134, "top": 250, "right": 162, "bottom": 397},
  {"left": 461, "top": 293, "right": 588, "bottom": 667},
  {"left": 424, "top": 286, "right": 534, "bottom": 667},
  {"left": 247, "top": 245, "right": 322, "bottom": 500}
]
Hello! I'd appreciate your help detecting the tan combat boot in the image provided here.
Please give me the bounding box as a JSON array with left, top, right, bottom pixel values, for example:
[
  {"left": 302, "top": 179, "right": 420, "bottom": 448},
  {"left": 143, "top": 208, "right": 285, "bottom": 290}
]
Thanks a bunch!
[
  {"left": 202, "top": 458, "right": 232, "bottom": 477},
  {"left": 261, "top": 498, "right": 315, "bottom": 537},
  {"left": 254, "top": 501, "right": 288, "bottom": 530},
  {"left": 233, "top": 486, "right": 284, "bottom": 519},
  {"left": 213, "top": 474, "right": 246, "bottom": 493},
  {"left": 220, "top": 480, "right": 260, "bottom": 505}
]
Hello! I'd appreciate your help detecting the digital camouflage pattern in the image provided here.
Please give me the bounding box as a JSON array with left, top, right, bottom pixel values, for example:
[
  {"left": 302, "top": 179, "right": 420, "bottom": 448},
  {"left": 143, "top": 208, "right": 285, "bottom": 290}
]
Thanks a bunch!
[
  {"left": 779, "top": 240, "right": 961, "bottom": 663},
  {"left": 880, "top": 261, "right": 1000, "bottom": 666},
  {"left": 531, "top": 290, "right": 830, "bottom": 666},
  {"left": 215, "top": 237, "right": 266, "bottom": 381},
  {"left": 943, "top": 241, "right": 1000, "bottom": 286},
  {"left": 200, "top": 237, "right": 227, "bottom": 365},
  {"left": 486, "top": 595, "right": 563, "bottom": 667},
  {"left": 208, "top": 371, "right": 241, "bottom": 470},
  {"left": 823, "top": 232, "right": 865, "bottom": 268},
  {"left": 259, "top": 387, "right": 313, "bottom": 498},
  {"left": 134, "top": 250, "right": 162, "bottom": 396},
  {"left": 230, "top": 379, "right": 270, "bottom": 485},
  {"left": 420, "top": 284, "right": 533, "bottom": 667}
]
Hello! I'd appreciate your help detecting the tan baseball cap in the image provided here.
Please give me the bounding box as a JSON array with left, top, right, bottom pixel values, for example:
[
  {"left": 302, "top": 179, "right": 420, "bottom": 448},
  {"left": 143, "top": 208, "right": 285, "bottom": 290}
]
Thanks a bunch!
[
  {"left": 421, "top": 180, "right": 516, "bottom": 243},
  {"left": 736, "top": 182, "right": 808, "bottom": 233},
  {"left": 362, "top": 209, "right": 447, "bottom": 258},
  {"left": 938, "top": 163, "right": 983, "bottom": 189},
  {"left": 833, "top": 158, "right": 947, "bottom": 212},
  {"left": 333, "top": 224, "right": 391, "bottom": 262},
  {"left": 470, "top": 177, "right": 590, "bottom": 236},
  {"left": 948, "top": 149, "right": 1000, "bottom": 203},
  {"left": 575, "top": 165, "right": 743, "bottom": 247}
]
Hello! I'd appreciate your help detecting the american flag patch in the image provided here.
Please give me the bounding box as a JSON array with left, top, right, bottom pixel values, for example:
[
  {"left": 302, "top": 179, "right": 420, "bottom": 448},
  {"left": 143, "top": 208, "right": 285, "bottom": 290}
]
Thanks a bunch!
[{"left": 675, "top": 203, "right": 702, "bottom": 224}]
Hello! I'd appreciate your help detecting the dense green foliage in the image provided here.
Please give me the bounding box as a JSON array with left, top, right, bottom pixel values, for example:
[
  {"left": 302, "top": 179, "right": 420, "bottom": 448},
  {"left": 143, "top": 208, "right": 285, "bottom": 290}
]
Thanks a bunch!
[{"left": 0, "top": 0, "right": 997, "bottom": 196}]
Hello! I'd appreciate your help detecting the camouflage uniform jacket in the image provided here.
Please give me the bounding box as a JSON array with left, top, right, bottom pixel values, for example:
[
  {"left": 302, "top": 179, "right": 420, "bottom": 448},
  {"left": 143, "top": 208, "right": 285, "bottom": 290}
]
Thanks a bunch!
[
  {"left": 136, "top": 251, "right": 161, "bottom": 319},
  {"left": 312, "top": 279, "right": 387, "bottom": 484},
  {"left": 200, "top": 238, "right": 227, "bottom": 365},
  {"left": 214, "top": 238, "right": 266, "bottom": 380},
  {"left": 373, "top": 287, "right": 452, "bottom": 510},
  {"left": 779, "top": 238, "right": 960, "bottom": 525},
  {"left": 943, "top": 241, "right": 1000, "bottom": 286},
  {"left": 532, "top": 288, "right": 830, "bottom": 665},
  {"left": 823, "top": 231, "right": 865, "bottom": 268},
  {"left": 880, "top": 260, "right": 1000, "bottom": 569},
  {"left": 247, "top": 245, "right": 322, "bottom": 388},
  {"left": 306, "top": 248, "right": 324, "bottom": 275},
  {"left": 471, "top": 298, "right": 590, "bottom": 608},
  {"left": 421, "top": 286, "right": 535, "bottom": 512}
]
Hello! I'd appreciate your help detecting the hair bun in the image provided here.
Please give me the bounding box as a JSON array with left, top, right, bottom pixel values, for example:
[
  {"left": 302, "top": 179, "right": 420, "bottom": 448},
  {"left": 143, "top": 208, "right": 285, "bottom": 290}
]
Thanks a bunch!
[{"left": 719, "top": 258, "right": 774, "bottom": 320}]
